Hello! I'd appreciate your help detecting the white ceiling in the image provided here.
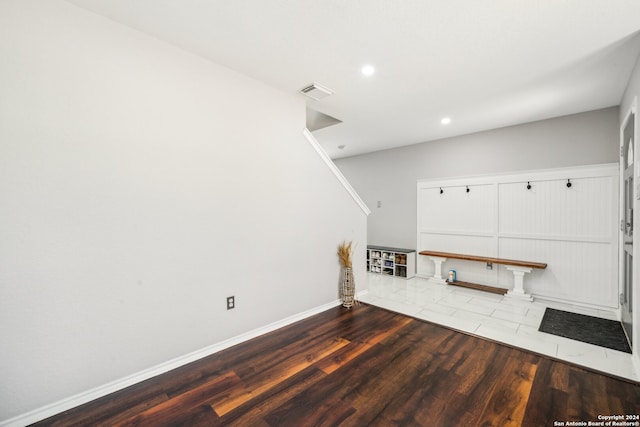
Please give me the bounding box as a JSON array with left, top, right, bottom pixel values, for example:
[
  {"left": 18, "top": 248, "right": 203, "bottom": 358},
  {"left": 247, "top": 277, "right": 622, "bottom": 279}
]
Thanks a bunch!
[{"left": 66, "top": 0, "right": 640, "bottom": 159}]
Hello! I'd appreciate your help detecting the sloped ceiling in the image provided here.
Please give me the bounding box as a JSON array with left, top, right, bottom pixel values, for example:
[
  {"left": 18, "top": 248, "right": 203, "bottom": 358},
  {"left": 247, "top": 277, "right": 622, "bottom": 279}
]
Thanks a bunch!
[{"left": 66, "top": 0, "right": 640, "bottom": 158}]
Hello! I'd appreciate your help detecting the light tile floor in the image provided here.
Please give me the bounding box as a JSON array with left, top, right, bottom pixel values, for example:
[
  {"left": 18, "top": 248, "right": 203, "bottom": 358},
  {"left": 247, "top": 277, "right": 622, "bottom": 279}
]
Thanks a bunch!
[{"left": 359, "top": 273, "right": 639, "bottom": 382}]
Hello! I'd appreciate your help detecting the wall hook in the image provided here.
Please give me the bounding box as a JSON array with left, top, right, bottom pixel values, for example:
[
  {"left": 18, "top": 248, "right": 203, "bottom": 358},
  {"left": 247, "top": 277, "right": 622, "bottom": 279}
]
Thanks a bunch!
[
  {"left": 466, "top": 186, "right": 470, "bottom": 193},
  {"left": 566, "top": 179, "right": 572, "bottom": 188},
  {"left": 440, "top": 187, "right": 444, "bottom": 194},
  {"left": 526, "top": 181, "right": 532, "bottom": 190}
]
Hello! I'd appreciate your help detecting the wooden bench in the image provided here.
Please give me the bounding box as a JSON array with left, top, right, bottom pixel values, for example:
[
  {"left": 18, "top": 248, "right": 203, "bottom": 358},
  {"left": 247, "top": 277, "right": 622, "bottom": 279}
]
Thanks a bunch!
[{"left": 419, "top": 250, "right": 547, "bottom": 301}]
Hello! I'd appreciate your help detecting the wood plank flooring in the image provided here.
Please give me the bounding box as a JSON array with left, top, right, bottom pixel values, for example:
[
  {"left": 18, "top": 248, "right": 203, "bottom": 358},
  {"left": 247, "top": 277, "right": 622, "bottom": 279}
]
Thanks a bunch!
[{"left": 34, "top": 304, "right": 640, "bottom": 426}]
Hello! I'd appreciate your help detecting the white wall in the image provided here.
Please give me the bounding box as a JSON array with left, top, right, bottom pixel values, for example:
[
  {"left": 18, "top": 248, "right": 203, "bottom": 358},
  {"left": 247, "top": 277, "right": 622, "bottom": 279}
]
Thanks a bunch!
[
  {"left": 0, "top": 1, "right": 367, "bottom": 423},
  {"left": 336, "top": 107, "right": 619, "bottom": 249},
  {"left": 621, "top": 49, "right": 640, "bottom": 121}
]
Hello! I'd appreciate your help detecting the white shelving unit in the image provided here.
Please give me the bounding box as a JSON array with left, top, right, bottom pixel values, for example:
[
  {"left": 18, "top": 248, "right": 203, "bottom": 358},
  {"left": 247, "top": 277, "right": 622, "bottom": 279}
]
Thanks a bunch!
[{"left": 367, "top": 245, "right": 416, "bottom": 279}]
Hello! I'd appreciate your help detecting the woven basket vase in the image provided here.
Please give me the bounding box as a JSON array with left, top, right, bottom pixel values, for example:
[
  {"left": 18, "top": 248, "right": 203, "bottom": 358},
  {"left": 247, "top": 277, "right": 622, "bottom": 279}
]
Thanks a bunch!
[{"left": 341, "top": 267, "right": 356, "bottom": 308}]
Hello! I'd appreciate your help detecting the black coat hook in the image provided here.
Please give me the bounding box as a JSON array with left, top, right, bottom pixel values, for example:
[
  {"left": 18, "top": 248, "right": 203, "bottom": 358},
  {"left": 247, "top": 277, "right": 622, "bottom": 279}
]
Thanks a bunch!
[
  {"left": 526, "top": 181, "right": 532, "bottom": 190},
  {"left": 440, "top": 187, "right": 443, "bottom": 194},
  {"left": 566, "top": 179, "right": 572, "bottom": 188},
  {"left": 466, "top": 186, "right": 470, "bottom": 193}
]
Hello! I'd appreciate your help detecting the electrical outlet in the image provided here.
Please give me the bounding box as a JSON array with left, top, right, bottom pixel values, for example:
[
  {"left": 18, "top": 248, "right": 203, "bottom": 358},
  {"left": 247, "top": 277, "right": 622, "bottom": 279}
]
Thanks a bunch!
[{"left": 227, "top": 296, "right": 235, "bottom": 310}]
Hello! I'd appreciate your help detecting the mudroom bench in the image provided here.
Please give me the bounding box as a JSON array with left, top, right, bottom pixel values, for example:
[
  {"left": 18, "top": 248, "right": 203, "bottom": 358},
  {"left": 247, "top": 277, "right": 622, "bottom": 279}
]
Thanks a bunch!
[{"left": 418, "top": 250, "right": 547, "bottom": 301}]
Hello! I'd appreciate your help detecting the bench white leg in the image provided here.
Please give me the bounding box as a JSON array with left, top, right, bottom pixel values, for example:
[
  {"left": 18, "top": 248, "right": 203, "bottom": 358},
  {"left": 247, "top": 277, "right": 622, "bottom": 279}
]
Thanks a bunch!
[
  {"left": 505, "top": 266, "right": 533, "bottom": 301},
  {"left": 428, "top": 256, "right": 448, "bottom": 284}
]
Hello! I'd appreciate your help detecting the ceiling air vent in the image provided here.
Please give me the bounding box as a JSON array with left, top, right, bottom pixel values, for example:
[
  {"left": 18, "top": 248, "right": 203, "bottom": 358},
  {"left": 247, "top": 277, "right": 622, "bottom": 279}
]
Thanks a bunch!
[{"left": 300, "top": 82, "right": 334, "bottom": 101}]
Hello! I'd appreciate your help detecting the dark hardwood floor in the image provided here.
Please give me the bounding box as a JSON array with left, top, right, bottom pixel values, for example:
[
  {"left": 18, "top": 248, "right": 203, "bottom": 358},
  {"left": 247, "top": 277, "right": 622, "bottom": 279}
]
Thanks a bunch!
[{"left": 34, "top": 304, "right": 640, "bottom": 426}]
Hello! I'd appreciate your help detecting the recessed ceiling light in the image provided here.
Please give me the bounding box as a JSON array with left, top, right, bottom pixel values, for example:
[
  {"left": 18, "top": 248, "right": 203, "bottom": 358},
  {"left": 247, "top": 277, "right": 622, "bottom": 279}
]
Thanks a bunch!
[
  {"left": 361, "top": 65, "right": 375, "bottom": 76},
  {"left": 441, "top": 117, "right": 451, "bottom": 125}
]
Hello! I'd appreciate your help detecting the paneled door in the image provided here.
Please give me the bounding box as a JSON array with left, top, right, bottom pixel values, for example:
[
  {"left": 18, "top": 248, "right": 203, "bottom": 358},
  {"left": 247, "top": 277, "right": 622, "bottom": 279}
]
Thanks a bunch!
[{"left": 621, "top": 109, "right": 635, "bottom": 347}]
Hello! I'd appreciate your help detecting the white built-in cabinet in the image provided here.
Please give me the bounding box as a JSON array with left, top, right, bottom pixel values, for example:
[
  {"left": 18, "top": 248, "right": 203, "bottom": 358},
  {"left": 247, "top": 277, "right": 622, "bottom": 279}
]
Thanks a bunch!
[{"left": 367, "top": 246, "right": 416, "bottom": 279}]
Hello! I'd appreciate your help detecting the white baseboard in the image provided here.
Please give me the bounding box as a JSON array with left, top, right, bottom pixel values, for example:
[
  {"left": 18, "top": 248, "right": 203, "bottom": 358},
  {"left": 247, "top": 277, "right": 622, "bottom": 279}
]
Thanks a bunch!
[
  {"left": 356, "top": 289, "right": 369, "bottom": 299},
  {"left": 633, "top": 352, "right": 640, "bottom": 381},
  {"left": 1, "top": 299, "right": 342, "bottom": 427}
]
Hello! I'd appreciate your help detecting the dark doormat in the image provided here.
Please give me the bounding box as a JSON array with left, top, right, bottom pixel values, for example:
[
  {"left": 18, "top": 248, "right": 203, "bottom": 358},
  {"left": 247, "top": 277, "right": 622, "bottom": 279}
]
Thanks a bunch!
[{"left": 538, "top": 308, "right": 631, "bottom": 354}]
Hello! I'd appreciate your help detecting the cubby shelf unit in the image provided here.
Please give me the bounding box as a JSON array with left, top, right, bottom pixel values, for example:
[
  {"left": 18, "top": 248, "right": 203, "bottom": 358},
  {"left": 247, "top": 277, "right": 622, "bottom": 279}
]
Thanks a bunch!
[{"left": 367, "top": 245, "right": 416, "bottom": 279}]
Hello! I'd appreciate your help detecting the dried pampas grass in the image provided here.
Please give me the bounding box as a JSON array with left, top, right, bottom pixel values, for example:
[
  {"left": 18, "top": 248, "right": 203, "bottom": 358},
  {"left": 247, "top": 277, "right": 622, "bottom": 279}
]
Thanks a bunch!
[{"left": 337, "top": 241, "right": 353, "bottom": 268}]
